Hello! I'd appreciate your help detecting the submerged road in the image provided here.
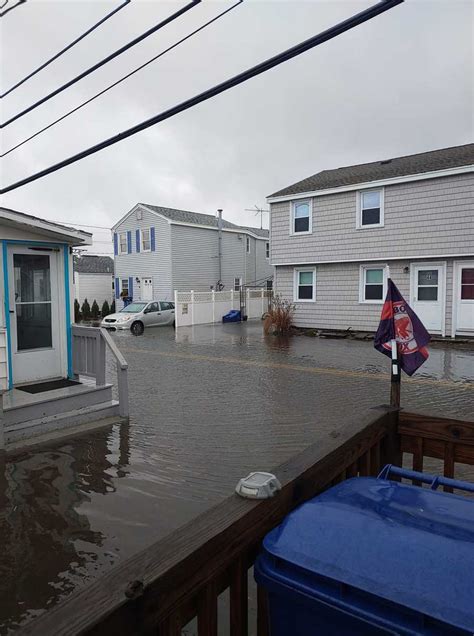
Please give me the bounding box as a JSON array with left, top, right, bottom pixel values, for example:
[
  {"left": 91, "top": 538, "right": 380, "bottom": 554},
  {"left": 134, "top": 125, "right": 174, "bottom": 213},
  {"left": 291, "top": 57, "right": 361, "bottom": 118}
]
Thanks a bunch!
[{"left": 1, "top": 322, "right": 472, "bottom": 631}]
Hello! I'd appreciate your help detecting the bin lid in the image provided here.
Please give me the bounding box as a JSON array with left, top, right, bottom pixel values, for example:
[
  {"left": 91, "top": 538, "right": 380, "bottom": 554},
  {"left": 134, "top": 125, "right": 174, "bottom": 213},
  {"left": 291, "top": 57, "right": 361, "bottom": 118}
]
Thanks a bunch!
[{"left": 263, "top": 477, "right": 474, "bottom": 631}]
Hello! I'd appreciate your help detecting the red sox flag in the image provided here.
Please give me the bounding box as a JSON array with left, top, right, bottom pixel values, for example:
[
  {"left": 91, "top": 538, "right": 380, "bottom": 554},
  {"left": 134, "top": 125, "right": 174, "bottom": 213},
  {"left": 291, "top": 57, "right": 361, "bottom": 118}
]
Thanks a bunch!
[{"left": 374, "top": 278, "right": 430, "bottom": 376}]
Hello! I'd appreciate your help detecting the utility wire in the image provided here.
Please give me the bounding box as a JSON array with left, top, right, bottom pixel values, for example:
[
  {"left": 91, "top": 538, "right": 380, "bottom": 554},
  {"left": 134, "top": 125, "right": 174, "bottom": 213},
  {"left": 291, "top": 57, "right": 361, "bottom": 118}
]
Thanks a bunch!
[
  {"left": 1, "top": 0, "right": 131, "bottom": 98},
  {"left": 0, "top": 0, "right": 26, "bottom": 18},
  {"left": 1, "top": 0, "right": 243, "bottom": 158},
  {"left": 45, "top": 219, "right": 112, "bottom": 229},
  {"left": 0, "top": 0, "right": 404, "bottom": 194},
  {"left": 0, "top": 0, "right": 200, "bottom": 128}
]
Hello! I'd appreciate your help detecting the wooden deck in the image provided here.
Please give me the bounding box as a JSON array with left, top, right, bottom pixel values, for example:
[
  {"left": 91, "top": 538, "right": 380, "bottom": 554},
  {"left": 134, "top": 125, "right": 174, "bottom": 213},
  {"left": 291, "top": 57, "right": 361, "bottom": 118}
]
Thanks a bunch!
[{"left": 19, "top": 407, "right": 474, "bottom": 635}]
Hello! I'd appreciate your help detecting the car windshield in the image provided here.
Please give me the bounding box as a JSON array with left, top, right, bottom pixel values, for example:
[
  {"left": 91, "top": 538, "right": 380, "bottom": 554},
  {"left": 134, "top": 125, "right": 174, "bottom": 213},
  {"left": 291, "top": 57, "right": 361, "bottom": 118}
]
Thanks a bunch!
[{"left": 119, "top": 302, "right": 147, "bottom": 313}]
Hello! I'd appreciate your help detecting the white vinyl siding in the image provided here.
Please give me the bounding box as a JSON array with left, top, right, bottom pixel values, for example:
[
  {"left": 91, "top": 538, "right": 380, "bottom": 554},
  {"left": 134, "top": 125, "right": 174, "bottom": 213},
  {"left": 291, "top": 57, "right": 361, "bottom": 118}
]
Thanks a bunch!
[{"left": 74, "top": 273, "right": 114, "bottom": 306}]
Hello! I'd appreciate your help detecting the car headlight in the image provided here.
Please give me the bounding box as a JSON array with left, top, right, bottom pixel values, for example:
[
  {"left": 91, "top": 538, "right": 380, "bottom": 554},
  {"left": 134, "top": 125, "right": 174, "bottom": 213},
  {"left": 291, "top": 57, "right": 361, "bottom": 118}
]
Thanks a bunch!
[{"left": 118, "top": 315, "right": 132, "bottom": 322}]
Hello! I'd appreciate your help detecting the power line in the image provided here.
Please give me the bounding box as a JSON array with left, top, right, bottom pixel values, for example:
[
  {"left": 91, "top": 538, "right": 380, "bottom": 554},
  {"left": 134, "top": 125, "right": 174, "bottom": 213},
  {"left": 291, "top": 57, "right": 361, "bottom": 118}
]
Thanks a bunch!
[
  {"left": 0, "top": 0, "right": 200, "bottom": 129},
  {"left": 45, "top": 219, "right": 112, "bottom": 229},
  {"left": 1, "top": 0, "right": 131, "bottom": 98},
  {"left": 1, "top": 0, "right": 243, "bottom": 158},
  {"left": 0, "top": 0, "right": 404, "bottom": 194},
  {"left": 0, "top": 0, "right": 26, "bottom": 18}
]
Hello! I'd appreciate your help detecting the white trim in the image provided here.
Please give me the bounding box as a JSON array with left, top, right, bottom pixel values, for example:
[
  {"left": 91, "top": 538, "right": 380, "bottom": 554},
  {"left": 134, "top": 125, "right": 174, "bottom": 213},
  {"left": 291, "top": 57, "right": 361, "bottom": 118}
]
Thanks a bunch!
[
  {"left": 452, "top": 260, "right": 474, "bottom": 337},
  {"left": 409, "top": 262, "right": 446, "bottom": 336},
  {"left": 293, "top": 267, "right": 316, "bottom": 303},
  {"left": 1, "top": 208, "right": 92, "bottom": 245},
  {"left": 267, "top": 164, "right": 474, "bottom": 203},
  {"left": 290, "top": 199, "right": 312, "bottom": 236},
  {"left": 359, "top": 264, "right": 388, "bottom": 304},
  {"left": 356, "top": 187, "right": 384, "bottom": 229},
  {"left": 246, "top": 236, "right": 251, "bottom": 253},
  {"left": 140, "top": 227, "right": 151, "bottom": 253},
  {"left": 273, "top": 252, "right": 474, "bottom": 267},
  {"left": 118, "top": 231, "right": 128, "bottom": 255},
  {"left": 112, "top": 204, "right": 268, "bottom": 241}
]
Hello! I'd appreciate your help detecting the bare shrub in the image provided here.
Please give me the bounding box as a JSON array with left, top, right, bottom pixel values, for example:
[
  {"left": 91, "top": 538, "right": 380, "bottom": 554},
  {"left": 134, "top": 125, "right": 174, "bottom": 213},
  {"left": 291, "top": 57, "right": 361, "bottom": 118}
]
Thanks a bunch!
[{"left": 263, "top": 294, "right": 295, "bottom": 334}]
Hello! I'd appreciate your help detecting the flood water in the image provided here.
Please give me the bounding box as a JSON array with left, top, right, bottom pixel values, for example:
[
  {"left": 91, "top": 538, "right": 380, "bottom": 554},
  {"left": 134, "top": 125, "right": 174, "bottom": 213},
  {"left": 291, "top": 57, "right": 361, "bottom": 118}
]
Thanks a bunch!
[{"left": 1, "top": 322, "right": 473, "bottom": 632}]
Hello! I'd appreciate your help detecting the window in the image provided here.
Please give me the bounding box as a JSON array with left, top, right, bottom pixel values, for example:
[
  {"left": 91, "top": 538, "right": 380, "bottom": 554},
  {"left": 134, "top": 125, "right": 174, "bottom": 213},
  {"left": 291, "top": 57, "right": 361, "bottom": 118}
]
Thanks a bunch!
[
  {"left": 461, "top": 269, "right": 474, "bottom": 300},
  {"left": 246, "top": 236, "right": 251, "bottom": 253},
  {"left": 291, "top": 200, "right": 312, "bottom": 234},
  {"left": 357, "top": 189, "right": 384, "bottom": 228},
  {"left": 141, "top": 228, "right": 151, "bottom": 252},
  {"left": 360, "top": 266, "right": 387, "bottom": 303},
  {"left": 294, "top": 268, "right": 316, "bottom": 302},
  {"left": 146, "top": 302, "right": 159, "bottom": 313},
  {"left": 234, "top": 277, "right": 242, "bottom": 291},
  {"left": 121, "top": 278, "right": 129, "bottom": 296},
  {"left": 119, "top": 232, "right": 128, "bottom": 254},
  {"left": 417, "top": 269, "right": 439, "bottom": 301},
  {"left": 160, "top": 301, "right": 174, "bottom": 311},
  {"left": 265, "top": 242, "right": 270, "bottom": 259},
  {"left": 266, "top": 279, "right": 273, "bottom": 291}
]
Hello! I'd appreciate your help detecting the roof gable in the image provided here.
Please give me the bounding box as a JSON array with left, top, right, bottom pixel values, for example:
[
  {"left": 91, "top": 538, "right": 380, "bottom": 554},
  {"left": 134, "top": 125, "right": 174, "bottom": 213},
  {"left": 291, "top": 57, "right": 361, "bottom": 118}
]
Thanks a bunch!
[{"left": 269, "top": 143, "right": 474, "bottom": 199}]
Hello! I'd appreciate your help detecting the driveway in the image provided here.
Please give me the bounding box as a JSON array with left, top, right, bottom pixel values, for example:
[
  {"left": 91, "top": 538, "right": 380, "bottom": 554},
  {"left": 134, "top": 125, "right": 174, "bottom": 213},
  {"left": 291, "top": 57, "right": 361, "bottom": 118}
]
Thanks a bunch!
[{"left": 1, "top": 321, "right": 473, "bottom": 631}]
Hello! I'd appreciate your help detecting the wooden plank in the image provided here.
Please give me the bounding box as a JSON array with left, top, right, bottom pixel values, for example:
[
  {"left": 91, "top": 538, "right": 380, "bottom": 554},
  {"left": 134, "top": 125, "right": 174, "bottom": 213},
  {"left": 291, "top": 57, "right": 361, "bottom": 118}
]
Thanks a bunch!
[
  {"left": 229, "top": 558, "right": 248, "bottom": 636},
  {"left": 197, "top": 583, "right": 217, "bottom": 636},
  {"left": 20, "top": 409, "right": 396, "bottom": 636},
  {"left": 157, "top": 612, "right": 182, "bottom": 636},
  {"left": 346, "top": 462, "right": 358, "bottom": 478},
  {"left": 399, "top": 412, "right": 474, "bottom": 446},
  {"left": 443, "top": 442, "right": 455, "bottom": 493},
  {"left": 370, "top": 442, "right": 381, "bottom": 476},
  {"left": 257, "top": 585, "right": 269, "bottom": 636},
  {"left": 358, "top": 451, "right": 370, "bottom": 477},
  {"left": 401, "top": 436, "right": 474, "bottom": 465}
]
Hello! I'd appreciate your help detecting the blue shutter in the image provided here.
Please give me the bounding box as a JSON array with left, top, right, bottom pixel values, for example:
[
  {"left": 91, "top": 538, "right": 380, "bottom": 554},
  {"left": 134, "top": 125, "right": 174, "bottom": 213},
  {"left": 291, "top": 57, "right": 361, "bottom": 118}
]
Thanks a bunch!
[
  {"left": 150, "top": 226, "right": 156, "bottom": 251},
  {"left": 128, "top": 277, "right": 133, "bottom": 299},
  {"left": 127, "top": 230, "right": 132, "bottom": 253},
  {"left": 136, "top": 229, "right": 140, "bottom": 253},
  {"left": 113, "top": 233, "right": 118, "bottom": 255},
  {"left": 115, "top": 278, "right": 120, "bottom": 299}
]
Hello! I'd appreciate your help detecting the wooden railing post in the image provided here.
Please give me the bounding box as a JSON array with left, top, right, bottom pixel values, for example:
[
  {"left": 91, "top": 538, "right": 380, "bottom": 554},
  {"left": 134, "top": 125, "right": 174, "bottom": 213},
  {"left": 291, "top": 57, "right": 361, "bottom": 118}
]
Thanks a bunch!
[
  {"left": 197, "top": 582, "right": 217, "bottom": 636},
  {"left": 96, "top": 331, "right": 106, "bottom": 386},
  {"left": 230, "top": 557, "right": 248, "bottom": 636},
  {"left": 117, "top": 366, "right": 129, "bottom": 418},
  {"left": 0, "top": 391, "right": 5, "bottom": 451}
]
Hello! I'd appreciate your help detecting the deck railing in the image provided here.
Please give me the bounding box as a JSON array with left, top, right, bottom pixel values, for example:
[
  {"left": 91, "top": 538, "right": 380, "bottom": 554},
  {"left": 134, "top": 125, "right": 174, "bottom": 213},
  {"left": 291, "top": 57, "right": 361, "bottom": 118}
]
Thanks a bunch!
[
  {"left": 19, "top": 408, "right": 474, "bottom": 635},
  {"left": 71, "top": 325, "right": 129, "bottom": 417}
]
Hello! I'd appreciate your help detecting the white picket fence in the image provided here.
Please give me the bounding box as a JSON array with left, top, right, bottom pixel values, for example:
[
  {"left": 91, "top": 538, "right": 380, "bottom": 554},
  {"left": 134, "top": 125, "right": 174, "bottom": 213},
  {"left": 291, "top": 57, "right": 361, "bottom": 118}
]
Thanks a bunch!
[{"left": 174, "top": 289, "right": 272, "bottom": 328}]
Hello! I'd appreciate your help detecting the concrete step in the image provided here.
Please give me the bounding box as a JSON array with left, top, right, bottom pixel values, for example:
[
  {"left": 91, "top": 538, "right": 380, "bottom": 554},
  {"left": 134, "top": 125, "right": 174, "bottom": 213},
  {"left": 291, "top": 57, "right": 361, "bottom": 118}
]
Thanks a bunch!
[
  {"left": 3, "top": 383, "right": 114, "bottom": 426},
  {"left": 5, "top": 400, "right": 122, "bottom": 446}
]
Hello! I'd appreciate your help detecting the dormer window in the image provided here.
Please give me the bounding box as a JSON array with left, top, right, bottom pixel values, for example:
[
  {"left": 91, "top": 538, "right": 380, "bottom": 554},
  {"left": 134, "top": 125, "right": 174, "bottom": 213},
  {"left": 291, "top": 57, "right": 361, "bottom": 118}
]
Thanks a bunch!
[
  {"left": 291, "top": 200, "right": 312, "bottom": 235},
  {"left": 357, "top": 189, "right": 384, "bottom": 228}
]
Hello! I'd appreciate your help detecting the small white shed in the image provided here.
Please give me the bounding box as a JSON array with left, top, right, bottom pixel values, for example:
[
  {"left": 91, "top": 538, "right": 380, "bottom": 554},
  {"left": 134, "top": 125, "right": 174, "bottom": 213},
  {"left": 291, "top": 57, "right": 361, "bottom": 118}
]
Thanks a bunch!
[{"left": 73, "top": 255, "right": 114, "bottom": 308}]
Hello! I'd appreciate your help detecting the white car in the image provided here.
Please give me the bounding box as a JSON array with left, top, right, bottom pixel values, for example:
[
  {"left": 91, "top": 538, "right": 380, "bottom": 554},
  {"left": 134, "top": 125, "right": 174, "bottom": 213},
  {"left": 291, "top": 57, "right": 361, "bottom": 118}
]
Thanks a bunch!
[{"left": 101, "top": 301, "right": 175, "bottom": 334}]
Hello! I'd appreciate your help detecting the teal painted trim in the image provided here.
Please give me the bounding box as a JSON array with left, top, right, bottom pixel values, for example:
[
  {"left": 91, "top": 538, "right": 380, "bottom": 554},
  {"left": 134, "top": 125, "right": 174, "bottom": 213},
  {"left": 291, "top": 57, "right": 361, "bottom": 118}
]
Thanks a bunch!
[
  {"left": 2, "top": 241, "right": 13, "bottom": 390},
  {"left": 63, "top": 245, "right": 73, "bottom": 378}
]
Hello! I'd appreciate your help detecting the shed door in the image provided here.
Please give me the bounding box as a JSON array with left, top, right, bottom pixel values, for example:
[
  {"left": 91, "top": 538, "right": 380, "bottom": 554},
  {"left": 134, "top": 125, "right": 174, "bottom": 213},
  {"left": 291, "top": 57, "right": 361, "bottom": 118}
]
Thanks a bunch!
[
  {"left": 455, "top": 262, "right": 474, "bottom": 334},
  {"left": 142, "top": 278, "right": 153, "bottom": 301},
  {"left": 410, "top": 264, "right": 445, "bottom": 333},
  {"left": 8, "top": 246, "right": 63, "bottom": 385}
]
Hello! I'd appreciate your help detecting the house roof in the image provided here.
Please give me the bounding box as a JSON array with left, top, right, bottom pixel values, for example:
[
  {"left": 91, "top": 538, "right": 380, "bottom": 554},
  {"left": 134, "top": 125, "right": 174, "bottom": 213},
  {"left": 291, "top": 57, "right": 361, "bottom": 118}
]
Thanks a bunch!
[
  {"left": 0, "top": 207, "right": 92, "bottom": 245},
  {"left": 122, "top": 204, "right": 269, "bottom": 239},
  {"left": 269, "top": 143, "right": 474, "bottom": 199},
  {"left": 74, "top": 255, "right": 114, "bottom": 274}
]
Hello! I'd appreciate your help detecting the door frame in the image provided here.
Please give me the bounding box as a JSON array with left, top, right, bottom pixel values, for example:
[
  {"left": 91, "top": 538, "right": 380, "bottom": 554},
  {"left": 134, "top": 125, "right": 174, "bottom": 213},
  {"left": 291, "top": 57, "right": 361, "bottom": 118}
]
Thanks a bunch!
[
  {"left": 2, "top": 240, "right": 71, "bottom": 389},
  {"left": 409, "top": 261, "right": 446, "bottom": 336},
  {"left": 452, "top": 260, "right": 474, "bottom": 337}
]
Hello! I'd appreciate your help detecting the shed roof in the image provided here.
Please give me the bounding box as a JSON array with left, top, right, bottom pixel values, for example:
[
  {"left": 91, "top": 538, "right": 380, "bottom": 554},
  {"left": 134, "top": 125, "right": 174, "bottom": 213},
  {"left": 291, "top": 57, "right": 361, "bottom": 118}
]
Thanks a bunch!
[
  {"left": 269, "top": 143, "right": 474, "bottom": 198},
  {"left": 74, "top": 255, "right": 114, "bottom": 274},
  {"left": 0, "top": 207, "right": 92, "bottom": 245}
]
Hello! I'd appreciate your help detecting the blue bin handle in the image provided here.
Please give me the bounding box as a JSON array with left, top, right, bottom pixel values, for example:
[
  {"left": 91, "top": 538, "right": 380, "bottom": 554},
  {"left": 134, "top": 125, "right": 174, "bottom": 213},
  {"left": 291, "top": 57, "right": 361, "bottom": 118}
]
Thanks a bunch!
[{"left": 378, "top": 464, "right": 474, "bottom": 494}]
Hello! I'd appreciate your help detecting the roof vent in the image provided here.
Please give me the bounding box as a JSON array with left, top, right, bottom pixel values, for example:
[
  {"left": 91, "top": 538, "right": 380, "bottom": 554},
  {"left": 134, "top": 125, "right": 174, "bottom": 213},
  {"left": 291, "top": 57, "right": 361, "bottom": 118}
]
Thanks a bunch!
[{"left": 380, "top": 159, "right": 392, "bottom": 165}]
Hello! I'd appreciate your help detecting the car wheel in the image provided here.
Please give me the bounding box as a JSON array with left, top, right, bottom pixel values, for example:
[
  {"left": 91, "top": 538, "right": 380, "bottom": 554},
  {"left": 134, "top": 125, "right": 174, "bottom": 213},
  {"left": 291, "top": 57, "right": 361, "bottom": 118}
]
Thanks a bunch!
[{"left": 131, "top": 321, "right": 144, "bottom": 335}]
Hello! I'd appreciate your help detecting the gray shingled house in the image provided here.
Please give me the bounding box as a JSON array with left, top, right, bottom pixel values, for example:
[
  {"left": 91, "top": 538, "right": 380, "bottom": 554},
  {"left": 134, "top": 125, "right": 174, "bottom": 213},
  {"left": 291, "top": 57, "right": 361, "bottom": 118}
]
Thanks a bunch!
[
  {"left": 73, "top": 255, "right": 114, "bottom": 308},
  {"left": 112, "top": 204, "right": 272, "bottom": 306},
  {"left": 268, "top": 143, "right": 474, "bottom": 337}
]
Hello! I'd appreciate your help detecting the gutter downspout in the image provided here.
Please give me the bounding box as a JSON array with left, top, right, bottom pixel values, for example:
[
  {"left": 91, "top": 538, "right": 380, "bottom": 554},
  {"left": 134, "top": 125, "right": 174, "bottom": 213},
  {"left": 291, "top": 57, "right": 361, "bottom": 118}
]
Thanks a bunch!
[{"left": 217, "top": 209, "right": 223, "bottom": 290}]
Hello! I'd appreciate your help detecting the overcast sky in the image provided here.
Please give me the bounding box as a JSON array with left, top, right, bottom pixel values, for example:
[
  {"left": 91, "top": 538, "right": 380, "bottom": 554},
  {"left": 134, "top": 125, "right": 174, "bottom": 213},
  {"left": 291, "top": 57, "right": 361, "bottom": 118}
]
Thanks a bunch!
[{"left": 1, "top": 0, "right": 472, "bottom": 254}]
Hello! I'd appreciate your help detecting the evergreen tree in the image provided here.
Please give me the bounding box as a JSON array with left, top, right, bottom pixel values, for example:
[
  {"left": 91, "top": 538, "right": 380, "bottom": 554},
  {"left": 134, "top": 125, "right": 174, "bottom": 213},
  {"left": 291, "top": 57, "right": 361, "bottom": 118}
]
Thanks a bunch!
[
  {"left": 110, "top": 300, "right": 116, "bottom": 314},
  {"left": 101, "top": 300, "right": 110, "bottom": 317},
  {"left": 74, "top": 299, "right": 82, "bottom": 323},
  {"left": 91, "top": 300, "right": 100, "bottom": 320},
  {"left": 81, "top": 298, "right": 91, "bottom": 320}
]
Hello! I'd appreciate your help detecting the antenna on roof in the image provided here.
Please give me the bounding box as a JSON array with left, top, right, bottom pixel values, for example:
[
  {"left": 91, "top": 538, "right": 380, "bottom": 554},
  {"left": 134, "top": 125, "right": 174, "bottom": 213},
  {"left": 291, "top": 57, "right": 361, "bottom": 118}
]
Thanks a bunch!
[{"left": 244, "top": 205, "right": 269, "bottom": 230}]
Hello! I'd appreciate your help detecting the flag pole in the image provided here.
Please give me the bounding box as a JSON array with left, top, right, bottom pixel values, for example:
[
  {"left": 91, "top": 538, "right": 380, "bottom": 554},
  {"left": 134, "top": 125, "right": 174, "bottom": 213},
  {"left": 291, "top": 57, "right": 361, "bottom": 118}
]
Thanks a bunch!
[{"left": 386, "top": 268, "right": 401, "bottom": 408}]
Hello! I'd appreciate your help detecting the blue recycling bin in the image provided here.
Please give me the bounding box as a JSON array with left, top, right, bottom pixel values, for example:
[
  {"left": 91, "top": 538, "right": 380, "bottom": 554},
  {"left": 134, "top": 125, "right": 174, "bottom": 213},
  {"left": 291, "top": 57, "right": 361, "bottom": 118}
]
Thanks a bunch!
[
  {"left": 255, "top": 471, "right": 474, "bottom": 635},
  {"left": 222, "top": 309, "right": 241, "bottom": 323}
]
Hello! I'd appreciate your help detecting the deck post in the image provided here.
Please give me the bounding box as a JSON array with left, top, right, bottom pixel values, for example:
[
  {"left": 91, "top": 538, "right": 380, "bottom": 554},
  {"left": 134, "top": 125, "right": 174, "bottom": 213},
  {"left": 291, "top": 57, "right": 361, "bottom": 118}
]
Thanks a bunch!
[
  {"left": 0, "top": 391, "right": 4, "bottom": 450},
  {"left": 117, "top": 366, "right": 129, "bottom": 418},
  {"left": 96, "top": 332, "right": 107, "bottom": 387}
]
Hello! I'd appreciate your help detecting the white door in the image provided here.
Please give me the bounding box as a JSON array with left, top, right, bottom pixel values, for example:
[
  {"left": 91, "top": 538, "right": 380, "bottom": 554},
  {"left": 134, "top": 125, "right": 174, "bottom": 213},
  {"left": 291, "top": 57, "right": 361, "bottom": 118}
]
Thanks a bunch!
[
  {"left": 142, "top": 278, "right": 153, "bottom": 301},
  {"left": 411, "top": 264, "right": 445, "bottom": 333},
  {"left": 7, "top": 246, "right": 63, "bottom": 384},
  {"left": 454, "top": 262, "right": 474, "bottom": 334}
]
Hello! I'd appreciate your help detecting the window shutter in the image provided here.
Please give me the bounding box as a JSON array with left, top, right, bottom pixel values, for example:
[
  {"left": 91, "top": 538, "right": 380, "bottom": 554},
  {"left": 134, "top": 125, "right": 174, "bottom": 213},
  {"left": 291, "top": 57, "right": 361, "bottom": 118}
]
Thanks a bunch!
[
  {"left": 150, "top": 227, "right": 156, "bottom": 251},
  {"left": 113, "top": 233, "right": 118, "bottom": 256},
  {"left": 115, "top": 278, "right": 120, "bottom": 299},
  {"left": 128, "top": 277, "right": 133, "bottom": 299},
  {"left": 127, "top": 231, "right": 132, "bottom": 253},
  {"left": 136, "top": 229, "right": 140, "bottom": 253}
]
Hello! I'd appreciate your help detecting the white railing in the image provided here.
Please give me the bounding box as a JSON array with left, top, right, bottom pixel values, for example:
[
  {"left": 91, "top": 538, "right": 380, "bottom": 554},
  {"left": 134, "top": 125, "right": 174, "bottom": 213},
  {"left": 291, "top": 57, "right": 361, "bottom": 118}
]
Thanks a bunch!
[
  {"left": 72, "top": 325, "right": 129, "bottom": 417},
  {"left": 174, "top": 289, "right": 272, "bottom": 328}
]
